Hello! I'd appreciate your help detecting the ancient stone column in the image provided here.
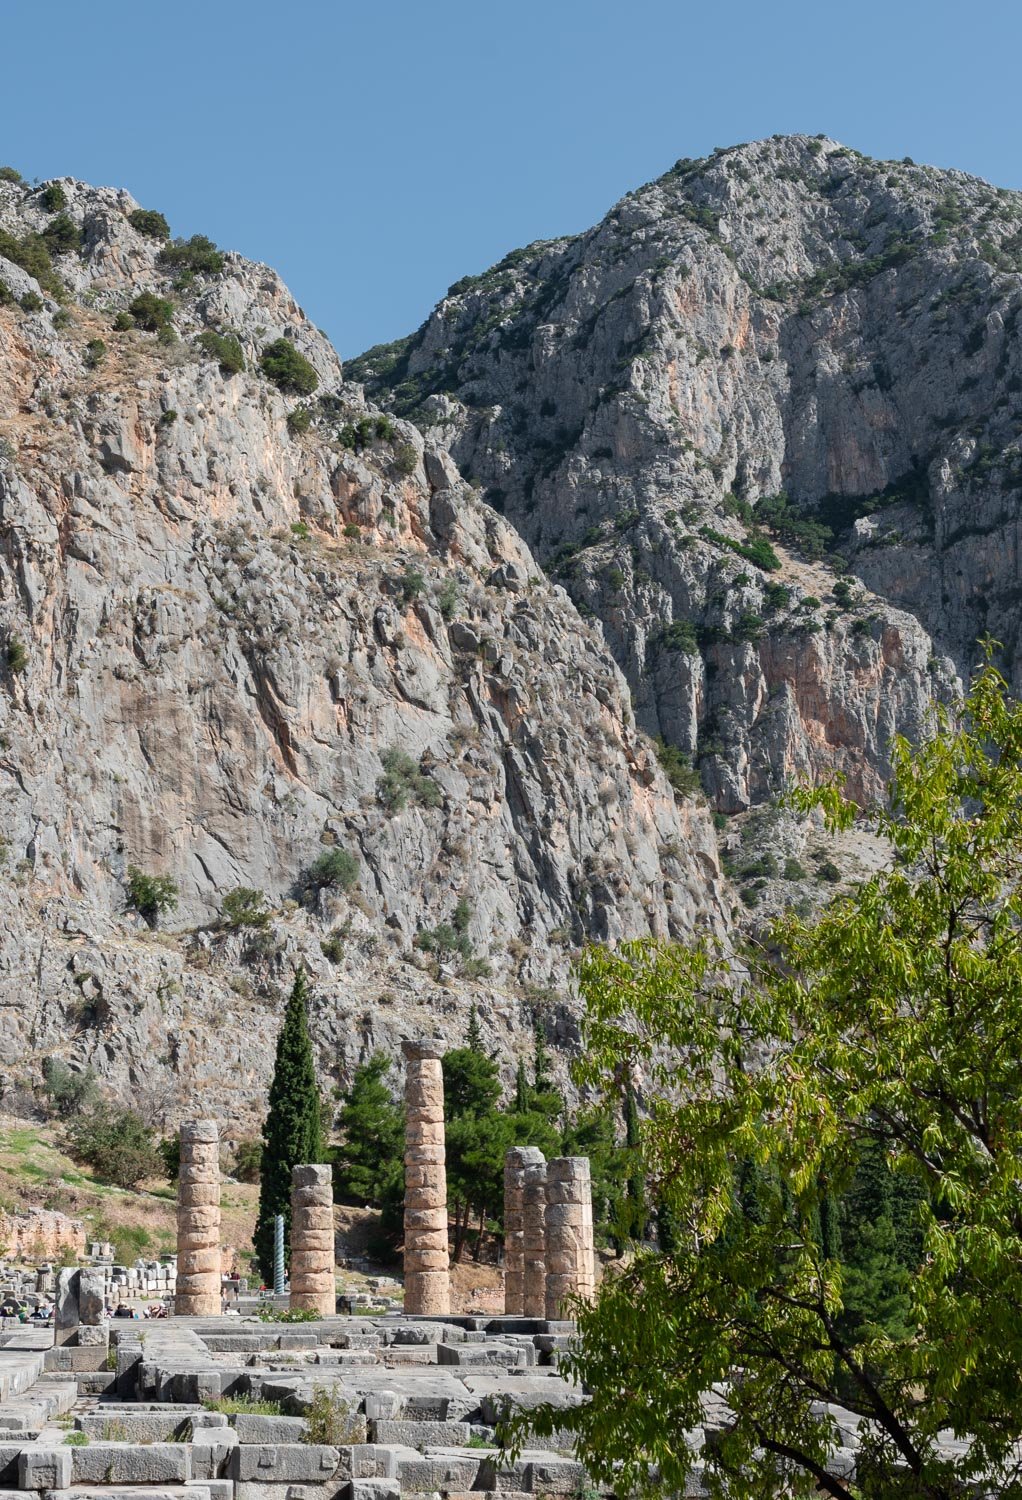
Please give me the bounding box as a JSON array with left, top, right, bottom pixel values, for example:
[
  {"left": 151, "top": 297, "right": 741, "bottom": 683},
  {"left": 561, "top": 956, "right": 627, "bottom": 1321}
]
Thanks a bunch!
[
  {"left": 504, "top": 1146, "right": 544, "bottom": 1316},
  {"left": 289, "top": 1164, "right": 336, "bottom": 1316},
  {"left": 522, "top": 1153, "right": 548, "bottom": 1319},
  {"left": 402, "top": 1038, "right": 450, "bottom": 1316},
  {"left": 544, "top": 1156, "right": 596, "bottom": 1320},
  {"left": 174, "top": 1120, "right": 221, "bottom": 1317}
]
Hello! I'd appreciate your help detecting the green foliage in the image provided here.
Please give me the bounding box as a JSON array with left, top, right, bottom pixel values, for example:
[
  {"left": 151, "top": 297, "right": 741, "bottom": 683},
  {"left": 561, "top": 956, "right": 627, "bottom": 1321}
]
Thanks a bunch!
[
  {"left": 41, "top": 1059, "right": 100, "bottom": 1119},
  {"left": 394, "top": 442, "right": 418, "bottom": 476},
  {"left": 0, "top": 228, "right": 63, "bottom": 300},
  {"left": 231, "top": 1139, "right": 262, "bottom": 1182},
  {"left": 39, "top": 183, "right": 66, "bottom": 212},
  {"left": 128, "top": 292, "right": 174, "bottom": 331},
  {"left": 655, "top": 736, "right": 701, "bottom": 798},
  {"left": 783, "top": 856, "right": 807, "bottom": 881},
  {"left": 303, "top": 846, "right": 358, "bottom": 893},
  {"left": 84, "top": 338, "right": 106, "bottom": 369},
  {"left": 401, "top": 566, "right": 425, "bottom": 603},
  {"left": 128, "top": 208, "right": 170, "bottom": 240},
  {"left": 512, "top": 656, "right": 1022, "bottom": 1498},
  {"left": 221, "top": 887, "right": 271, "bottom": 929},
  {"left": 62, "top": 1432, "right": 88, "bottom": 1446},
  {"left": 112, "top": 311, "right": 134, "bottom": 332},
  {"left": 256, "top": 1305, "right": 321, "bottom": 1322},
  {"left": 6, "top": 637, "right": 27, "bottom": 674},
  {"left": 260, "top": 339, "right": 319, "bottom": 396},
  {"left": 196, "top": 328, "right": 245, "bottom": 373},
  {"left": 333, "top": 1054, "right": 404, "bottom": 1246},
  {"left": 203, "top": 1396, "right": 284, "bottom": 1416},
  {"left": 19, "top": 292, "right": 43, "bottom": 313},
  {"left": 125, "top": 865, "right": 178, "bottom": 926},
  {"left": 338, "top": 414, "right": 397, "bottom": 450},
  {"left": 304, "top": 1385, "right": 361, "bottom": 1443},
  {"left": 437, "top": 578, "right": 458, "bottom": 621},
  {"left": 287, "top": 404, "right": 312, "bottom": 435},
  {"left": 254, "top": 971, "right": 323, "bottom": 1282},
  {"left": 699, "top": 524, "right": 781, "bottom": 572},
  {"left": 64, "top": 1104, "right": 163, "bottom": 1189},
  {"left": 377, "top": 747, "right": 441, "bottom": 813},
  {"left": 158, "top": 234, "right": 225, "bottom": 275},
  {"left": 0, "top": 166, "right": 23, "bottom": 183},
  {"left": 414, "top": 922, "right": 471, "bottom": 961},
  {"left": 756, "top": 491, "right": 833, "bottom": 560},
  {"left": 41, "top": 213, "right": 82, "bottom": 255}
]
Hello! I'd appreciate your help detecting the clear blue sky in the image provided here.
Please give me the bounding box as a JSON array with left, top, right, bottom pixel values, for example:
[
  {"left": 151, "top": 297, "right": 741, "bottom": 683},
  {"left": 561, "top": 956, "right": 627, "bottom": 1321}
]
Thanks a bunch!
[{"left": 2, "top": 0, "right": 1018, "bottom": 358}]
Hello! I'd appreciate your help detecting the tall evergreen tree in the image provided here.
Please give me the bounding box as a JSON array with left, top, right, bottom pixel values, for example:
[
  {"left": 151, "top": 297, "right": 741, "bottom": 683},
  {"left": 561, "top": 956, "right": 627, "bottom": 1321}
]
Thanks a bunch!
[
  {"left": 466, "top": 1003, "right": 483, "bottom": 1052},
  {"left": 254, "top": 970, "right": 323, "bottom": 1282}
]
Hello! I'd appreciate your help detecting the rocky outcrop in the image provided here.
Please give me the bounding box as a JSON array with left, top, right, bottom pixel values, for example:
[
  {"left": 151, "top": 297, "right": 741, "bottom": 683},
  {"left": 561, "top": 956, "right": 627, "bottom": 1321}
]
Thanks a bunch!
[
  {"left": 0, "top": 173, "right": 724, "bottom": 1129},
  {"left": 0, "top": 1207, "right": 85, "bottom": 1262},
  {"left": 350, "top": 134, "right": 1022, "bottom": 809}
]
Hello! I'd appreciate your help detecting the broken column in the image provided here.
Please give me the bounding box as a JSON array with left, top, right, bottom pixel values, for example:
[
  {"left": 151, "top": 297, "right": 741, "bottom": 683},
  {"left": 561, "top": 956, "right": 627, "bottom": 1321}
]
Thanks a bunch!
[
  {"left": 174, "top": 1119, "right": 221, "bottom": 1317},
  {"left": 402, "top": 1038, "right": 450, "bottom": 1315},
  {"left": 504, "top": 1146, "right": 544, "bottom": 1316},
  {"left": 544, "top": 1156, "right": 596, "bottom": 1320},
  {"left": 289, "top": 1164, "right": 336, "bottom": 1316},
  {"left": 522, "top": 1152, "right": 548, "bottom": 1319}
]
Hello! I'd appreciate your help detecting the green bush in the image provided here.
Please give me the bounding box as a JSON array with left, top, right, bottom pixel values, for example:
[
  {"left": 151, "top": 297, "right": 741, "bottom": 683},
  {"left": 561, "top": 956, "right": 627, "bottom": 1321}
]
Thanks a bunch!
[
  {"left": 128, "top": 208, "right": 170, "bottom": 240},
  {"left": 414, "top": 923, "right": 471, "bottom": 961},
  {"left": 0, "top": 281, "right": 11, "bottom": 306},
  {"left": 287, "top": 405, "right": 312, "bottom": 435},
  {"left": 394, "top": 443, "right": 417, "bottom": 476},
  {"left": 128, "top": 292, "right": 174, "bottom": 331},
  {"left": 0, "top": 166, "right": 23, "bottom": 184},
  {"left": 157, "top": 323, "right": 177, "bottom": 346},
  {"left": 125, "top": 865, "right": 178, "bottom": 925},
  {"left": 377, "top": 747, "right": 441, "bottom": 813},
  {"left": 231, "top": 1139, "right": 262, "bottom": 1182},
  {"left": 196, "top": 328, "right": 245, "bottom": 373},
  {"left": 158, "top": 234, "right": 225, "bottom": 275},
  {"left": 817, "top": 859, "right": 842, "bottom": 883},
  {"left": 304, "top": 847, "right": 359, "bottom": 893},
  {"left": 84, "top": 338, "right": 106, "bottom": 369},
  {"left": 62, "top": 1432, "right": 88, "bottom": 1447},
  {"left": 160, "top": 409, "right": 177, "bottom": 427},
  {"left": 7, "top": 637, "right": 27, "bottom": 673},
  {"left": 699, "top": 525, "right": 781, "bottom": 573},
  {"left": 304, "top": 1385, "right": 361, "bottom": 1444},
  {"left": 401, "top": 567, "right": 425, "bottom": 603},
  {"left": 64, "top": 1104, "right": 163, "bottom": 1189},
  {"left": 112, "top": 310, "right": 134, "bottom": 332},
  {"left": 783, "top": 857, "right": 808, "bottom": 881},
  {"left": 221, "top": 887, "right": 271, "bottom": 929},
  {"left": 0, "top": 229, "right": 63, "bottom": 300},
  {"left": 437, "top": 578, "right": 458, "bottom": 620},
  {"left": 42, "top": 213, "right": 82, "bottom": 255},
  {"left": 257, "top": 1306, "right": 321, "bottom": 1323},
  {"left": 260, "top": 339, "right": 319, "bottom": 395},
  {"left": 42, "top": 1059, "right": 100, "bottom": 1119},
  {"left": 19, "top": 292, "right": 43, "bottom": 313},
  {"left": 39, "top": 183, "right": 66, "bottom": 212},
  {"left": 655, "top": 737, "right": 702, "bottom": 798}
]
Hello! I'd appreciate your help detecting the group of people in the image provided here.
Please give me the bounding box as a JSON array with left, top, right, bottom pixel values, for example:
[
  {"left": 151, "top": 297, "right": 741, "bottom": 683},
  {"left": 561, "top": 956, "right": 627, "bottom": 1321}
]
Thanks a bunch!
[{"left": 0, "top": 1300, "right": 52, "bottom": 1322}]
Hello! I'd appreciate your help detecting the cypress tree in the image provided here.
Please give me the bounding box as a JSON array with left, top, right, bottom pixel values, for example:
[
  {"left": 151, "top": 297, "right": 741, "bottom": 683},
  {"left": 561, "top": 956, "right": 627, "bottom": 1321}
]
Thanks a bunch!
[
  {"left": 254, "top": 970, "right": 323, "bottom": 1282},
  {"left": 466, "top": 1003, "right": 483, "bottom": 1052}
]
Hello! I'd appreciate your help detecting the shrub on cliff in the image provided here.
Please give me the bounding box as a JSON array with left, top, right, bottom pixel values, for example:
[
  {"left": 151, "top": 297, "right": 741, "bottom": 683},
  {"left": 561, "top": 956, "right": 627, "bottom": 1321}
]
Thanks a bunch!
[
  {"left": 39, "top": 182, "right": 66, "bottom": 212},
  {"left": 128, "top": 292, "right": 174, "bottom": 332},
  {"left": 158, "top": 233, "right": 224, "bottom": 275},
  {"left": 260, "top": 339, "right": 319, "bottom": 396},
  {"left": 303, "top": 847, "right": 358, "bottom": 894},
  {"left": 128, "top": 208, "right": 170, "bottom": 240},
  {"left": 64, "top": 1104, "right": 163, "bottom": 1190},
  {"left": 196, "top": 327, "right": 245, "bottom": 374},
  {"left": 125, "top": 866, "right": 178, "bottom": 926}
]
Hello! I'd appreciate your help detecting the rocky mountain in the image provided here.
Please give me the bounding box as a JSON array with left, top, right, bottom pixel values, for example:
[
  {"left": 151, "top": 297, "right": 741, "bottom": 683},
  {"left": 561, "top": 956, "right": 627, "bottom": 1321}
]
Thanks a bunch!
[
  {"left": 353, "top": 134, "right": 1022, "bottom": 829},
  {"left": 0, "top": 172, "right": 724, "bottom": 1135}
]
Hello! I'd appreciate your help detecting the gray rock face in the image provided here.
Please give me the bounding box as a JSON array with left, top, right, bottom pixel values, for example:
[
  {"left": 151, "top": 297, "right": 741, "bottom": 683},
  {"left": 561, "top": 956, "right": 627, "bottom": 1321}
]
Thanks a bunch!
[
  {"left": 0, "top": 174, "right": 724, "bottom": 1125},
  {"left": 352, "top": 134, "right": 1022, "bottom": 811}
]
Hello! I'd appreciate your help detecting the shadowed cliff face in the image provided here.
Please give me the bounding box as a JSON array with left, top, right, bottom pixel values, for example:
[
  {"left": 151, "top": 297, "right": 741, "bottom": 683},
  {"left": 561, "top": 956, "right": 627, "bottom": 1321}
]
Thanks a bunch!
[
  {"left": 350, "top": 133, "right": 1022, "bottom": 808},
  {"left": 0, "top": 175, "right": 724, "bottom": 1128}
]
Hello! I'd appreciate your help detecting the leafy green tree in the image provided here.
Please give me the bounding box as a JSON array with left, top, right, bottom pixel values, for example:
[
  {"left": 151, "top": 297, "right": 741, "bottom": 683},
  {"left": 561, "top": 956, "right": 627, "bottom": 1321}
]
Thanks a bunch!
[
  {"left": 128, "top": 292, "right": 173, "bottom": 331},
  {"left": 41, "top": 1059, "right": 99, "bottom": 1119},
  {"left": 511, "top": 656, "right": 1022, "bottom": 1499},
  {"left": 260, "top": 338, "right": 319, "bottom": 395},
  {"left": 64, "top": 1104, "right": 162, "bottom": 1190},
  {"left": 221, "top": 887, "right": 270, "bottom": 929},
  {"left": 196, "top": 328, "right": 245, "bottom": 373},
  {"left": 254, "top": 970, "right": 323, "bottom": 1282},
  {"left": 128, "top": 208, "right": 170, "bottom": 240},
  {"left": 333, "top": 1053, "right": 405, "bottom": 1243},
  {"left": 125, "top": 866, "right": 178, "bottom": 926}
]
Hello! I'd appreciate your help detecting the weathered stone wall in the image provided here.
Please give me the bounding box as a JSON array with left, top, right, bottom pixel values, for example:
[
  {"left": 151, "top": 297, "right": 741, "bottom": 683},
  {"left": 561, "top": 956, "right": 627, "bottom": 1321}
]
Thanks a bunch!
[
  {"left": 174, "top": 1119, "right": 221, "bottom": 1317},
  {"left": 290, "top": 1165, "right": 335, "bottom": 1317},
  {"left": 402, "top": 1040, "right": 450, "bottom": 1316},
  {"left": 0, "top": 1208, "right": 85, "bottom": 1263}
]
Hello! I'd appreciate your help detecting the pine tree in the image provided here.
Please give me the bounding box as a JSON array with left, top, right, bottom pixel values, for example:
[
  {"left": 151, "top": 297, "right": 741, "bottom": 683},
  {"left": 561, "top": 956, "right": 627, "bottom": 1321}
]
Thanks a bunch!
[
  {"left": 533, "top": 1020, "right": 554, "bottom": 1093},
  {"left": 254, "top": 970, "right": 323, "bottom": 1282},
  {"left": 466, "top": 1004, "right": 483, "bottom": 1052},
  {"left": 333, "top": 1053, "right": 405, "bottom": 1240}
]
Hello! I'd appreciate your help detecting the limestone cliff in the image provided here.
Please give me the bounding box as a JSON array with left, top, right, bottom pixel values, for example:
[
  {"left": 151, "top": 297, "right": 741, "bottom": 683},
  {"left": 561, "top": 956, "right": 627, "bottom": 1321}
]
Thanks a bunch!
[
  {"left": 0, "top": 174, "right": 723, "bottom": 1133},
  {"left": 352, "top": 134, "right": 1022, "bottom": 815}
]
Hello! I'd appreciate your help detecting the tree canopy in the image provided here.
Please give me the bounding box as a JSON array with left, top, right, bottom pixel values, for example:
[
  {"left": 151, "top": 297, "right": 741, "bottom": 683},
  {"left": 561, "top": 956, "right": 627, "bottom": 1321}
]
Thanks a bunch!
[
  {"left": 512, "top": 656, "right": 1022, "bottom": 1499},
  {"left": 254, "top": 970, "right": 323, "bottom": 1282}
]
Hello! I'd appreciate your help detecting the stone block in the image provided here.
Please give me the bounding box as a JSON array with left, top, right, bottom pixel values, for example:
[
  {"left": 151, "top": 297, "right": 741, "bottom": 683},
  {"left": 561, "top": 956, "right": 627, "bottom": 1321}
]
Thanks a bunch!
[
  {"left": 437, "top": 1342, "right": 526, "bottom": 1367},
  {"left": 395, "top": 1450, "right": 483, "bottom": 1493},
  {"left": 19, "top": 1449, "right": 72, "bottom": 1491},
  {"left": 190, "top": 1428, "right": 238, "bottom": 1479},
  {"left": 70, "top": 1443, "right": 191, "bottom": 1485},
  {"left": 371, "top": 1418, "right": 471, "bottom": 1446},
  {"left": 233, "top": 1414, "right": 309, "bottom": 1444},
  {"left": 335, "top": 1444, "right": 398, "bottom": 1481},
  {"left": 230, "top": 1444, "right": 340, "bottom": 1484}
]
